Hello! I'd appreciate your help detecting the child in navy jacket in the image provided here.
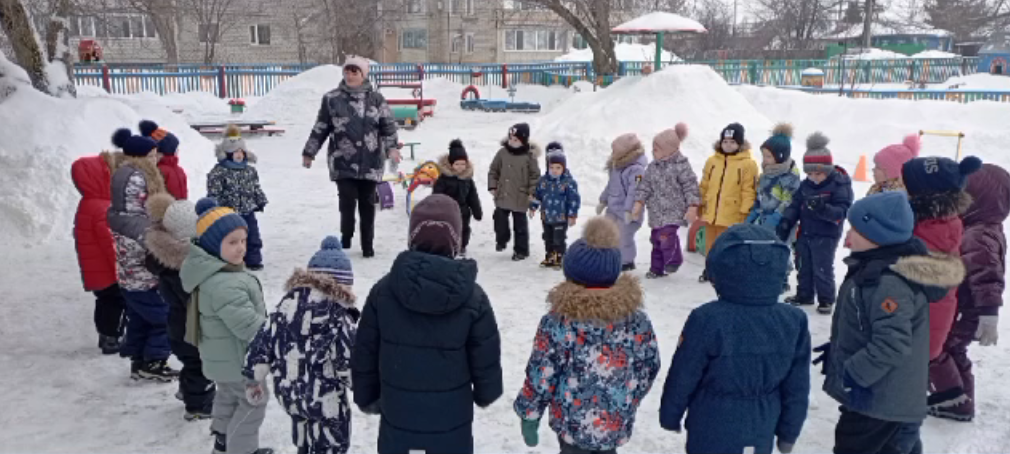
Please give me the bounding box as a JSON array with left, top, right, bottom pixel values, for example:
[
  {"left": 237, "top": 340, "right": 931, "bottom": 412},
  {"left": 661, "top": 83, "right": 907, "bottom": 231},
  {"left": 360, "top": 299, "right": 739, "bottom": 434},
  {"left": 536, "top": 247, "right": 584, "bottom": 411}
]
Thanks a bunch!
[{"left": 530, "top": 144, "right": 581, "bottom": 268}]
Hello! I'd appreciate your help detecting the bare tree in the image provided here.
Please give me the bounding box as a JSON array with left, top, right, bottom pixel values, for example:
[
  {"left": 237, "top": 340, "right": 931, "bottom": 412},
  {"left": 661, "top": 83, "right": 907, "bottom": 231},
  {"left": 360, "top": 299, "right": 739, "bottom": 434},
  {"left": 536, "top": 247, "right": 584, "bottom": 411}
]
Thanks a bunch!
[
  {"left": 123, "top": 0, "right": 181, "bottom": 64},
  {"left": 521, "top": 0, "right": 619, "bottom": 74},
  {"left": 925, "top": 0, "right": 1010, "bottom": 40},
  {"left": 314, "top": 0, "right": 381, "bottom": 63},
  {"left": 180, "top": 0, "right": 243, "bottom": 64},
  {"left": 1, "top": 0, "right": 52, "bottom": 93},
  {"left": 692, "top": 0, "right": 733, "bottom": 51},
  {"left": 753, "top": 0, "right": 841, "bottom": 48}
]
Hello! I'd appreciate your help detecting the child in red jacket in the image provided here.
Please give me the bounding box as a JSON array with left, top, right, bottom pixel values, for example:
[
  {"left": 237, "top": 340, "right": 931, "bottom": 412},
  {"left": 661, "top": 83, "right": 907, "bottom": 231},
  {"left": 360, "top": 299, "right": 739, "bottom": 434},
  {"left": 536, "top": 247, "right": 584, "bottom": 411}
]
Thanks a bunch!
[
  {"left": 901, "top": 155, "right": 980, "bottom": 414},
  {"left": 72, "top": 151, "right": 125, "bottom": 355},
  {"left": 140, "top": 120, "right": 187, "bottom": 200}
]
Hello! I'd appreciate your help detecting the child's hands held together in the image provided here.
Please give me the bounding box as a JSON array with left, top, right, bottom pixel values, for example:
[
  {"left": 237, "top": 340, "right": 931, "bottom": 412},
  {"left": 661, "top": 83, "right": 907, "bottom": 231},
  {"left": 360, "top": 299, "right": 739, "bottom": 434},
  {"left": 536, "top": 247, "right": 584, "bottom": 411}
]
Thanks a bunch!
[
  {"left": 686, "top": 205, "right": 699, "bottom": 224},
  {"left": 568, "top": 217, "right": 577, "bottom": 227},
  {"left": 245, "top": 381, "right": 269, "bottom": 406}
]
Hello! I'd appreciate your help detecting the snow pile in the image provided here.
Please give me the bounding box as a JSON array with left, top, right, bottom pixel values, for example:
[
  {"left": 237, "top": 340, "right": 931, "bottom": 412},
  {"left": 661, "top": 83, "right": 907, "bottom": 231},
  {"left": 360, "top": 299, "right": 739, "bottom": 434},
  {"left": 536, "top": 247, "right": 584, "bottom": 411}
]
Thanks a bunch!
[
  {"left": 0, "top": 86, "right": 217, "bottom": 248},
  {"left": 841, "top": 48, "right": 909, "bottom": 60},
  {"left": 537, "top": 65, "right": 772, "bottom": 197},
  {"left": 611, "top": 11, "right": 707, "bottom": 33},
  {"left": 555, "top": 43, "right": 681, "bottom": 63},
  {"left": 913, "top": 50, "right": 959, "bottom": 59},
  {"left": 943, "top": 73, "right": 1010, "bottom": 90},
  {"left": 243, "top": 65, "right": 344, "bottom": 125},
  {"left": 737, "top": 85, "right": 1010, "bottom": 172}
]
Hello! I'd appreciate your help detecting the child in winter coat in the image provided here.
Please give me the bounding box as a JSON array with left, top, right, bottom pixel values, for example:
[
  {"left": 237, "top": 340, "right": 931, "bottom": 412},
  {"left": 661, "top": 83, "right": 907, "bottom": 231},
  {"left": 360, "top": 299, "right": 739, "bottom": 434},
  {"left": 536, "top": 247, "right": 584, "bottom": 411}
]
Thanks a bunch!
[
  {"left": 631, "top": 123, "right": 701, "bottom": 279},
  {"left": 900, "top": 156, "right": 981, "bottom": 416},
  {"left": 352, "top": 195, "right": 503, "bottom": 454},
  {"left": 698, "top": 123, "right": 759, "bottom": 282},
  {"left": 245, "top": 236, "right": 359, "bottom": 454},
  {"left": 144, "top": 193, "right": 215, "bottom": 421},
  {"left": 825, "top": 191, "right": 964, "bottom": 454},
  {"left": 489, "top": 123, "right": 542, "bottom": 261},
  {"left": 598, "top": 133, "right": 648, "bottom": 271},
  {"left": 515, "top": 217, "right": 660, "bottom": 453},
  {"left": 72, "top": 151, "right": 125, "bottom": 355},
  {"left": 868, "top": 134, "right": 920, "bottom": 195},
  {"left": 778, "top": 133, "right": 854, "bottom": 314},
  {"left": 932, "top": 164, "right": 1010, "bottom": 422},
  {"left": 181, "top": 198, "right": 270, "bottom": 454},
  {"left": 433, "top": 139, "right": 483, "bottom": 257},
  {"left": 208, "top": 125, "right": 268, "bottom": 270},
  {"left": 747, "top": 124, "right": 801, "bottom": 292},
  {"left": 660, "top": 223, "right": 810, "bottom": 454},
  {"left": 140, "top": 120, "right": 187, "bottom": 200},
  {"left": 530, "top": 144, "right": 581, "bottom": 268},
  {"left": 108, "top": 128, "right": 177, "bottom": 381}
]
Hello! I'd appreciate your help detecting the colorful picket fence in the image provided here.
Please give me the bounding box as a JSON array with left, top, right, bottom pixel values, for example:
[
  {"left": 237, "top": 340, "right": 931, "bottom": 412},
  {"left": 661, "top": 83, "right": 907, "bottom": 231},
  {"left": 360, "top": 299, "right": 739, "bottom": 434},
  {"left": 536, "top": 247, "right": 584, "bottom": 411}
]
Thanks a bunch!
[{"left": 784, "top": 86, "right": 1010, "bottom": 104}]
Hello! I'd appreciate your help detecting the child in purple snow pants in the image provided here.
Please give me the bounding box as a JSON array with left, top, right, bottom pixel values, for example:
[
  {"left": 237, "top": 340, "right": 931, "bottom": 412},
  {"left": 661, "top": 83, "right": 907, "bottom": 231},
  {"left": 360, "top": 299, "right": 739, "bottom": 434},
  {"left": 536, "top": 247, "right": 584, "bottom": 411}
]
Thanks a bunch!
[{"left": 650, "top": 225, "right": 683, "bottom": 275}]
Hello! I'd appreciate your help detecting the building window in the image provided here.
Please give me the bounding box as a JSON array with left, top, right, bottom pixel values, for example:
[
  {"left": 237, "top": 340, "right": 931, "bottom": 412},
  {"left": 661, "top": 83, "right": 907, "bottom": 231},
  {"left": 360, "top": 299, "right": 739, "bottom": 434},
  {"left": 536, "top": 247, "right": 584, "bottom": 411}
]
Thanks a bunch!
[
  {"left": 572, "top": 33, "right": 587, "bottom": 50},
  {"left": 401, "top": 29, "right": 427, "bottom": 49},
  {"left": 69, "top": 16, "right": 97, "bottom": 37},
  {"left": 451, "top": 0, "right": 474, "bottom": 14},
  {"left": 250, "top": 24, "right": 271, "bottom": 45},
  {"left": 451, "top": 33, "right": 462, "bottom": 53},
  {"left": 95, "top": 14, "right": 155, "bottom": 39},
  {"left": 505, "top": 1, "right": 545, "bottom": 10},
  {"left": 199, "top": 23, "right": 220, "bottom": 43},
  {"left": 506, "top": 29, "right": 565, "bottom": 51},
  {"left": 407, "top": 0, "right": 423, "bottom": 13},
  {"left": 466, "top": 33, "right": 475, "bottom": 54}
]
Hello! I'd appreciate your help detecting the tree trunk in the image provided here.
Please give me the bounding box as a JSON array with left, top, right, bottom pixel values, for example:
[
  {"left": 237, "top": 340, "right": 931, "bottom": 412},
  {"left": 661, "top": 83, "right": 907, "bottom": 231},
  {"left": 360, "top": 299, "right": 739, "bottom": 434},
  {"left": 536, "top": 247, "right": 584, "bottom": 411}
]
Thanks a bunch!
[
  {"left": 44, "top": 0, "right": 76, "bottom": 97},
  {"left": 0, "top": 0, "right": 49, "bottom": 94},
  {"left": 152, "top": 15, "right": 179, "bottom": 64},
  {"left": 861, "top": 0, "right": 873, "bottom": 49}
]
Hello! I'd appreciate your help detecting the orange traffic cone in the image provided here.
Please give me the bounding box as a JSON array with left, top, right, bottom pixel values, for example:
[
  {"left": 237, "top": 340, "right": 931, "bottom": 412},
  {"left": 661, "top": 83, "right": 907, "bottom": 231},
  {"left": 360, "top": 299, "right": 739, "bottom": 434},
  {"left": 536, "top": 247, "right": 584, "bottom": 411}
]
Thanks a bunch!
[{"left": 854, "top": 154, "right": 869, "bottom": 182}]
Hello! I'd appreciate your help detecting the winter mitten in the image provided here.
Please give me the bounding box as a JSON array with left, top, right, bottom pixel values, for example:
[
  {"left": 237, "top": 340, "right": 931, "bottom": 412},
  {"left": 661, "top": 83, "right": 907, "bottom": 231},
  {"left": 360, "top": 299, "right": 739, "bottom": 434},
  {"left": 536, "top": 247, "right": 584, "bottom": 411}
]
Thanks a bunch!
[
  {"left": 777, "top": 439, "right": 795, "bottom": 454},
  {"left": 805, "top": 197, "right": 825, "bottom": 212},
  {"left": 977, "top": 315, "right": 999, "bottom": 346},
  {"left": 843, "top": 371, "right": 873, "bottom": 412},
  {"left": 520, "top": 418, "right": 540, "bottom": 447},
  {"left": 775, "top": 221, "right": 791, "bottom": 243},
  {"left": 245, "top": 381, "right": 269, "bottom": 406},
  {"left": 745, "top": 209, "right": 758, "bottom": 224},
  {"left": 596, "top": 202, "right": 607, "bottom": 215},
  {"left": 812, "top": 342, "right": 830, "bottom": 375}
]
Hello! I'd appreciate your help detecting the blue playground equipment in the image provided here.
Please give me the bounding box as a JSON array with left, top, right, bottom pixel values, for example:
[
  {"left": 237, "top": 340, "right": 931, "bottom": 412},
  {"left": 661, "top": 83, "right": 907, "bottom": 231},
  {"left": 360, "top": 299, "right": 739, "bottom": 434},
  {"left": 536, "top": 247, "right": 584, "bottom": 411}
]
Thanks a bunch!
[{"left": 460, "top": 84, "right": 541, "bottom": 113}]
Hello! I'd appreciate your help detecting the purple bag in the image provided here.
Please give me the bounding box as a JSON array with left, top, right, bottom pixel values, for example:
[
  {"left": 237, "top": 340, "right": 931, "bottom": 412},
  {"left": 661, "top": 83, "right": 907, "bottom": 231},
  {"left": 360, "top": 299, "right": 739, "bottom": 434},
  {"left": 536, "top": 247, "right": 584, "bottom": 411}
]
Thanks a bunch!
[{"left": 376, "top": 181, "right": 395, "bottom": 210}]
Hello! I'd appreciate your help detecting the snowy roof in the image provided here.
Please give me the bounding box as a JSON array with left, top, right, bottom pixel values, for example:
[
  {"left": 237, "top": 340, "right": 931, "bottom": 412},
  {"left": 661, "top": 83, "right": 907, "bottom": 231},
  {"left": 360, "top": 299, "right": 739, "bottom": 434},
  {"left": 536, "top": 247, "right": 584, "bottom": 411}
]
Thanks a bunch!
[
  {"left": 554, "top": 43, "right": 681, "bottom": 63},
  {"left": 981, "top": 32, "right": 1010, "bottom": 53},
  {"left": 824, "top": 21, "right": 952, "bottom": 40},
  {"left": 611, "top": 12, "right": 707, "bottom": 35},
  {"left": 802, "top": 68, "right": 824, "bottom": 76}
]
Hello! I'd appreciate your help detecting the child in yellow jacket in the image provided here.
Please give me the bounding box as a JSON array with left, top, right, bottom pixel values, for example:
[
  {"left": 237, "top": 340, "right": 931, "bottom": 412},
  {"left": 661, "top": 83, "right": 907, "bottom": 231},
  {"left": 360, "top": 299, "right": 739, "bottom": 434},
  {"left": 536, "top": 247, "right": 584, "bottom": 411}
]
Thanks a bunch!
[{"left": 698, "top": 123, "right": 759, "bottom": 282}]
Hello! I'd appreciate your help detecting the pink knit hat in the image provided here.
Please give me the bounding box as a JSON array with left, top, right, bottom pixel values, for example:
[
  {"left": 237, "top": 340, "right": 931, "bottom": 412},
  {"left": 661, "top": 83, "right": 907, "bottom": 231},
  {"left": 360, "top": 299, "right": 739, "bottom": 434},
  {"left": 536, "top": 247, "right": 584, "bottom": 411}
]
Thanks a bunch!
[
  {"left": 874, "top": 134, "right": 921, "bottom": 180},
  {"left": 343, "top": 55, "right": 371, "bottom": 79},
  {"left": 652, "top": 123, "right": 689, "bottom": 160}
]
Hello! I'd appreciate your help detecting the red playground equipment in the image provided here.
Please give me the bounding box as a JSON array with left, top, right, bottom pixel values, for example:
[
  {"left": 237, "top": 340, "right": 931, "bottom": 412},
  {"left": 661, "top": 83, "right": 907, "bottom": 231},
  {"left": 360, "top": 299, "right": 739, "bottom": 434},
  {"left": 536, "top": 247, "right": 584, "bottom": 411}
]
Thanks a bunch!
[{"left": 375, "top": 65, "right": 437, "bottom": 129}]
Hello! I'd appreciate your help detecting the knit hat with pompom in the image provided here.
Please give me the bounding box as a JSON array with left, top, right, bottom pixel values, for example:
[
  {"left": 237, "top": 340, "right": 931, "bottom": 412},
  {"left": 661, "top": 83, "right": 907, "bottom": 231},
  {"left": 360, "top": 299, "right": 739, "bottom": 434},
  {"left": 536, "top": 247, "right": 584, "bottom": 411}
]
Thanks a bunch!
[
  {"left": 308, "top": 236, "right": 354, "bottom": 285},
  {"left": 563, "top": 217, "right": 623, "bottom": 288},
  {"left": 761, "top": 123, "right": 794, "bottom": 164},
  {"left": 112, "top": 128, "right": 158, "bottom": 157},
  {"left": 195, "top": 197, "right": 247, "bottom": 259},
  {"left": 139, "top": 120, "right": 180, "bottom": 156},
  {"left": 147, "top": 192, "right": 198, "bottom": 240},
  {"left": 874, "top": 134, "right": 921, "bottom": 181},
  {"left": 448, "top": 139, "right": 468, "bottom": 164},
  {"left": 652, "top": 122, "right": 689, "bottom": 161},
  {"left": 803, "top": 132, "right": 834, "bottom": 174},
  {"left": 903, "top": 156, "right": 983, "bottom": 195}
]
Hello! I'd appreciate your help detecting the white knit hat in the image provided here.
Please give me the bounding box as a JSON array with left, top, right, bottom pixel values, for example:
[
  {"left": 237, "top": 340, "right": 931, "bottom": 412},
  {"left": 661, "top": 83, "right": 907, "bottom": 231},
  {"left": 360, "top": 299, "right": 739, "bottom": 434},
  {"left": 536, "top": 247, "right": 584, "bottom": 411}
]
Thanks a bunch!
[{"left": 164, "top": 200, "right": 198, "bottom": 240}]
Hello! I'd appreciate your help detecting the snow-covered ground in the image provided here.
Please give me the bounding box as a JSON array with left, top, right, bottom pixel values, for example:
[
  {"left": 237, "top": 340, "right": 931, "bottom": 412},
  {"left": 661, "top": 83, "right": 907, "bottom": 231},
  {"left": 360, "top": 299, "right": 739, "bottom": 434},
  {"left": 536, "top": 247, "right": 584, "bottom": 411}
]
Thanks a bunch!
[
  {"left": 3, "top": 65, "right": 1010, "bottom": 453},
  {"left": 555, "top": 43, "right": 681, "bottom": 63}
]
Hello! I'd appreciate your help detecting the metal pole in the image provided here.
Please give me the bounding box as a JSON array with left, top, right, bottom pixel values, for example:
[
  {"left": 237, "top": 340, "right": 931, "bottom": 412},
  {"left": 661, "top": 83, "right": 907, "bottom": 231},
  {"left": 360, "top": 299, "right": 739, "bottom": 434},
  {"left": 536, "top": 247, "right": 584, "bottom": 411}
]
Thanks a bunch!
[{"left": 655, "top": 32, "right": 664, "bottom": 72}]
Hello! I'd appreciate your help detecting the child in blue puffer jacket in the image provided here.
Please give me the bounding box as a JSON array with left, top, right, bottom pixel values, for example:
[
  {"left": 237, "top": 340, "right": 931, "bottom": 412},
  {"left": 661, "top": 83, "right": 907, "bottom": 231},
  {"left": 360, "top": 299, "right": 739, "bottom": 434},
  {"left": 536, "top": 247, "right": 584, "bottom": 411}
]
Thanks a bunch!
[
  {"left": 747, "top": 123, "right": 801, "bottom": 292},
  {"left": 530, "top": 144, "right": 581, "bottom": 269},
  {"left": 244, "top": 236, "right": 359, "bottom": 454}
]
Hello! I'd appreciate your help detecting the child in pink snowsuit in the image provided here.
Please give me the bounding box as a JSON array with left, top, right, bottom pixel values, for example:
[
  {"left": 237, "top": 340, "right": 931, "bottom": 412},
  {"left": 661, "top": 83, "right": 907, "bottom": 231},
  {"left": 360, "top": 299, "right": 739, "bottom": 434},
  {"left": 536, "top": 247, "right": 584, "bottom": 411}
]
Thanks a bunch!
[{"left": 598, "top": 133, "right": 649, "bottom": 271}]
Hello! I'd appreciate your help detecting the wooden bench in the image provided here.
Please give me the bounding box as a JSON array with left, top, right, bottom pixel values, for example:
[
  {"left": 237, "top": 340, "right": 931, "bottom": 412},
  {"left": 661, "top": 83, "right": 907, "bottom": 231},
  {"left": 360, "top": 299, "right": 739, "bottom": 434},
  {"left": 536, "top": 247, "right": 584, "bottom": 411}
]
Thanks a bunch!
[{"left": 189, "top": 121, "right": 285, "bottom": 137}]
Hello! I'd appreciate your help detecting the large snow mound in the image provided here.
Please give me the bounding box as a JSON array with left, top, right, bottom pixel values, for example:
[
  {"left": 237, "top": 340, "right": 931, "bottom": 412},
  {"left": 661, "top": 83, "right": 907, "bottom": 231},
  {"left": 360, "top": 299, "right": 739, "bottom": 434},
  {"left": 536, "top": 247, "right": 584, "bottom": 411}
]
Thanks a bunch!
[
  {"left": 737, "top": 85, "right": 1010, "bottom": 171},
  {"left": 943, "top": 73, "right": 1010, "bottom": 90},
  {"left": 555, "top": 43, "right": 680, "bottom": 62},
  {"left": 0, "top": 87, "right": 217, "bottom": 248},
  {"left": 913, "top": 50, "right": 959, "bottom": 59},
  {"left": 536, "top": 65, "right": 772, "bottom": 197},
  {"left": 243, "top": 65, "right": 345, "bottom": 125}
]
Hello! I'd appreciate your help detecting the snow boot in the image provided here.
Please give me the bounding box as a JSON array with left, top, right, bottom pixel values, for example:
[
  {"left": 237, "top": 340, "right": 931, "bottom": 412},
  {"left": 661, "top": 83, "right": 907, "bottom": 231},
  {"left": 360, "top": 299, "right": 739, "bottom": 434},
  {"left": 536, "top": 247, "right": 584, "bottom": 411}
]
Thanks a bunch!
[
  {"left": 646, "top": 271, "right": 668, "bottom": 279},
  {"left": 552, "top": 253, "right": 564, "bottom": 270},
  {"left": 185, "top": 406, "right": 213, "bottom": 422},
  {"left": 175, "top": 390, "right": 184, "bottom": 401},
  {"left": 786, "top": 295, "right": 814, "bottom": 306},
  {"left": 665, "top": 264, "right": 681, "bottom": 274},
  {"left": 698, "top": 270, "right": 709, "bottom": 283},
  {"left": 512, "top": 252, "right": 528, "bottom": 261},
  {"left": 496, "top": 243, "right": 506, "bottom": 252},
  {"left": 212, "top": 431, "right": 227, "bottom": 454},
  {"left": 540, "top": 252, "right": 557, "bottom": 268},
  {"left": 928, "top": 387, "right": 973, "bottom": 421},
  {"left": 99, "top": 335, "right": 120, "bottom": 355},
  {"left": 817, "top": 302, "right": 834, "bottom": 315},
  {"left": 341, "top": 236, "right": 352, "bottom": 250},
  {"left": 621, "top": 263, "right": 636, "bottom": 272},
  {"left": 138, "top": 360, "right": 179, "bottom": 382}
]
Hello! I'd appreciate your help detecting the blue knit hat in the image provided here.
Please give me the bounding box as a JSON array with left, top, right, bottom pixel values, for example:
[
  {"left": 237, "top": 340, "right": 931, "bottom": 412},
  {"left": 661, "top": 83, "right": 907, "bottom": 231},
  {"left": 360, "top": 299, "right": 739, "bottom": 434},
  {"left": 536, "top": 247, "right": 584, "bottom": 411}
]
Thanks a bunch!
[
  {"left": 139, "top": 120, "right": 180, "bottom": 155},
  {"left": 546, "top": 141, "right": 566, "bottom": 169},
  {"left": 760, "top": 123, "right": 794, "bottom": 164},
  {"left": 195, "top": 198, "right": 248, "bottom": 260},
  {"left": 902, "top": 156, "right": 983, "bottom": 195},
  {"left": 848, "top": 191, "right": 915, "bottom": 247},
  {"left": 112, "top": 128, "right": 158, "bottom": 157},
  {"left": 308, "top": 236, "right": 353, "bottom": 285},
  {"left": 563, "top": 217, "right": 623, "bottom": 288},
  {"left": 707, "top": 223, "right": 791, "bottom": 302}
]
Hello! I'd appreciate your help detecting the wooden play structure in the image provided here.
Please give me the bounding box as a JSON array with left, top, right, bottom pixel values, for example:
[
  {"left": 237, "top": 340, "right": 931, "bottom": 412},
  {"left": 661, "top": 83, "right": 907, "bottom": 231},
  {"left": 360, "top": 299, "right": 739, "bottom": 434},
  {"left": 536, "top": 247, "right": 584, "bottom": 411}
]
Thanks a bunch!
[
  {"left": 920, "top": 130, "right": 966, "bottom": 160},
  {"left": 189, "top": 120, "right": 285, "bottom": 137},
  {"left": 375, "top": 66, "right": 437, "bottom": 130}
]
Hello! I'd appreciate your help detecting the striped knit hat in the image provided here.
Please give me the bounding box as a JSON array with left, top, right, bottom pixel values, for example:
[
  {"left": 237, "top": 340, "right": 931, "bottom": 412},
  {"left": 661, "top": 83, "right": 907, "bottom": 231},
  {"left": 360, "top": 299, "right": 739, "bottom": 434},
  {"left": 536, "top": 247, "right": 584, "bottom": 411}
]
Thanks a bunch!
[
  {"left": 308, "top": 236, "right": 353, "bottom": 285},
  {"left": 195, "top": 198, "right": 248, "bottom": 259},
  {"left": 803, "top": 132, "right": 834, "bottom": 174}
]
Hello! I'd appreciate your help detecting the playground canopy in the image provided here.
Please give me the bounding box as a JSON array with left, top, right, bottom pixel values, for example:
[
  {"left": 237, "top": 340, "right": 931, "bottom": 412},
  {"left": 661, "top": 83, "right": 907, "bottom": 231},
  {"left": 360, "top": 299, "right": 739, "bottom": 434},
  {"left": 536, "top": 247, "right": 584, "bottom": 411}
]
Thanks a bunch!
[{"left": 611, "top": 12, "right": 707, "bottom": 73}]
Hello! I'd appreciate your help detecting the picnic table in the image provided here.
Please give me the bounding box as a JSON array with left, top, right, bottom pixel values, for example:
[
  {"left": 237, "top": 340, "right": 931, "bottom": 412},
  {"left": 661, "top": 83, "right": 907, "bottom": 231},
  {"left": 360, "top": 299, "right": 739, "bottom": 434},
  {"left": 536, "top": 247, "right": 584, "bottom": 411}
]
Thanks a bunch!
[{"left": 189, "top": 120, "right": 285, "bottom": 137}]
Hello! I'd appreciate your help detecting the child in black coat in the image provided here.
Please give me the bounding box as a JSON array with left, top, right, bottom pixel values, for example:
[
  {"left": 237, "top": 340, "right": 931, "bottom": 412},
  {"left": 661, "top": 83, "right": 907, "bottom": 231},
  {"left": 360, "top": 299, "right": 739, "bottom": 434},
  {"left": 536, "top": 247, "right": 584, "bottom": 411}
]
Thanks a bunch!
[{"left": 433, "top": 139, "right": 483, "bottom": 257}]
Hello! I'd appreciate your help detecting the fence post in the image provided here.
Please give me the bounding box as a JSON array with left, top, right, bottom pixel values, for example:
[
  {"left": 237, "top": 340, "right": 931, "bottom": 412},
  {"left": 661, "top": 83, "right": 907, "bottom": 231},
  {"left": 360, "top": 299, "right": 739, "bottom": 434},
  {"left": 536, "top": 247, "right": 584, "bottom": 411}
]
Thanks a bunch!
[
  {"left": 218, "top": 65, "right": 227, "bottom": 99},
  {"left": 502, "top": 64, "right": 508, "bottom": 89},
  {"left": 101, "top": 64, "right": 111, "bottom": 93},
  {"left": 618, "top": 62, "right": 626, "bottom": 77}
]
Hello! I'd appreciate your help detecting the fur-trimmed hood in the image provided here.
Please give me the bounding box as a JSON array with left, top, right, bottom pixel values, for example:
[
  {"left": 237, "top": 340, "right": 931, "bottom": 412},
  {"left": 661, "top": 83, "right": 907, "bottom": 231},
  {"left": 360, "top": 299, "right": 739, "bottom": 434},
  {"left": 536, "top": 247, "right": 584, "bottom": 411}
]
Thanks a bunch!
[
  {"left": 214, "top": 145, "right": 258, "bottom": 164},
  {"left": 910, "top": 191, "right": 972, "bottom": 221},
  {"left": 285, "top": 268, "right": 356, "bottom": 305},
  {"left": 891, "top": 252, "right": 966, "bottom": 292},
  {"left": 145, "top": 223, "right": 190, "bottom": 270},
  {"left": 437, "top": 153, "right": 474, "bottom": 179},
  {"left": 606, "top": 146, "right": 646, "bottom": 171},
  {"left": 712, "top": 140, "right": 753, "bottom": 154},
  {"left": 547, "top": 274, "right": 643, "bottom": 323},
  {"left": 116, "top": 154, "right": 167, "bottom": 196},
  {"left": 500, "top": 140, "right": 542, "bottom": 158}
]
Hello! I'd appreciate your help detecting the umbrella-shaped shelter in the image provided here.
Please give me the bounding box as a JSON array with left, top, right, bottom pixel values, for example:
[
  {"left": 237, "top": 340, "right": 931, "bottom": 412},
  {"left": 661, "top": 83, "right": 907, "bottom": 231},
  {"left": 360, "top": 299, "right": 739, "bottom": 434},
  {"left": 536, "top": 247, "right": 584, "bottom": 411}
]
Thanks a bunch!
[{"left": 611, "top": 12, "right": 707, "bottom": 73}]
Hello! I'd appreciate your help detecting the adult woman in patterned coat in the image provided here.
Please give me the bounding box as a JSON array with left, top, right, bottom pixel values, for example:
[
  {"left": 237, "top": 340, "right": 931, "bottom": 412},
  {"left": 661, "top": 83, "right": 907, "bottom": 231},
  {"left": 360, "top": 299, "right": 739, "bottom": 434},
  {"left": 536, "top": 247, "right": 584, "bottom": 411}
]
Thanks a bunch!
[{"left": 301, "top": 55, "right": 400, "bottom": 258}]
